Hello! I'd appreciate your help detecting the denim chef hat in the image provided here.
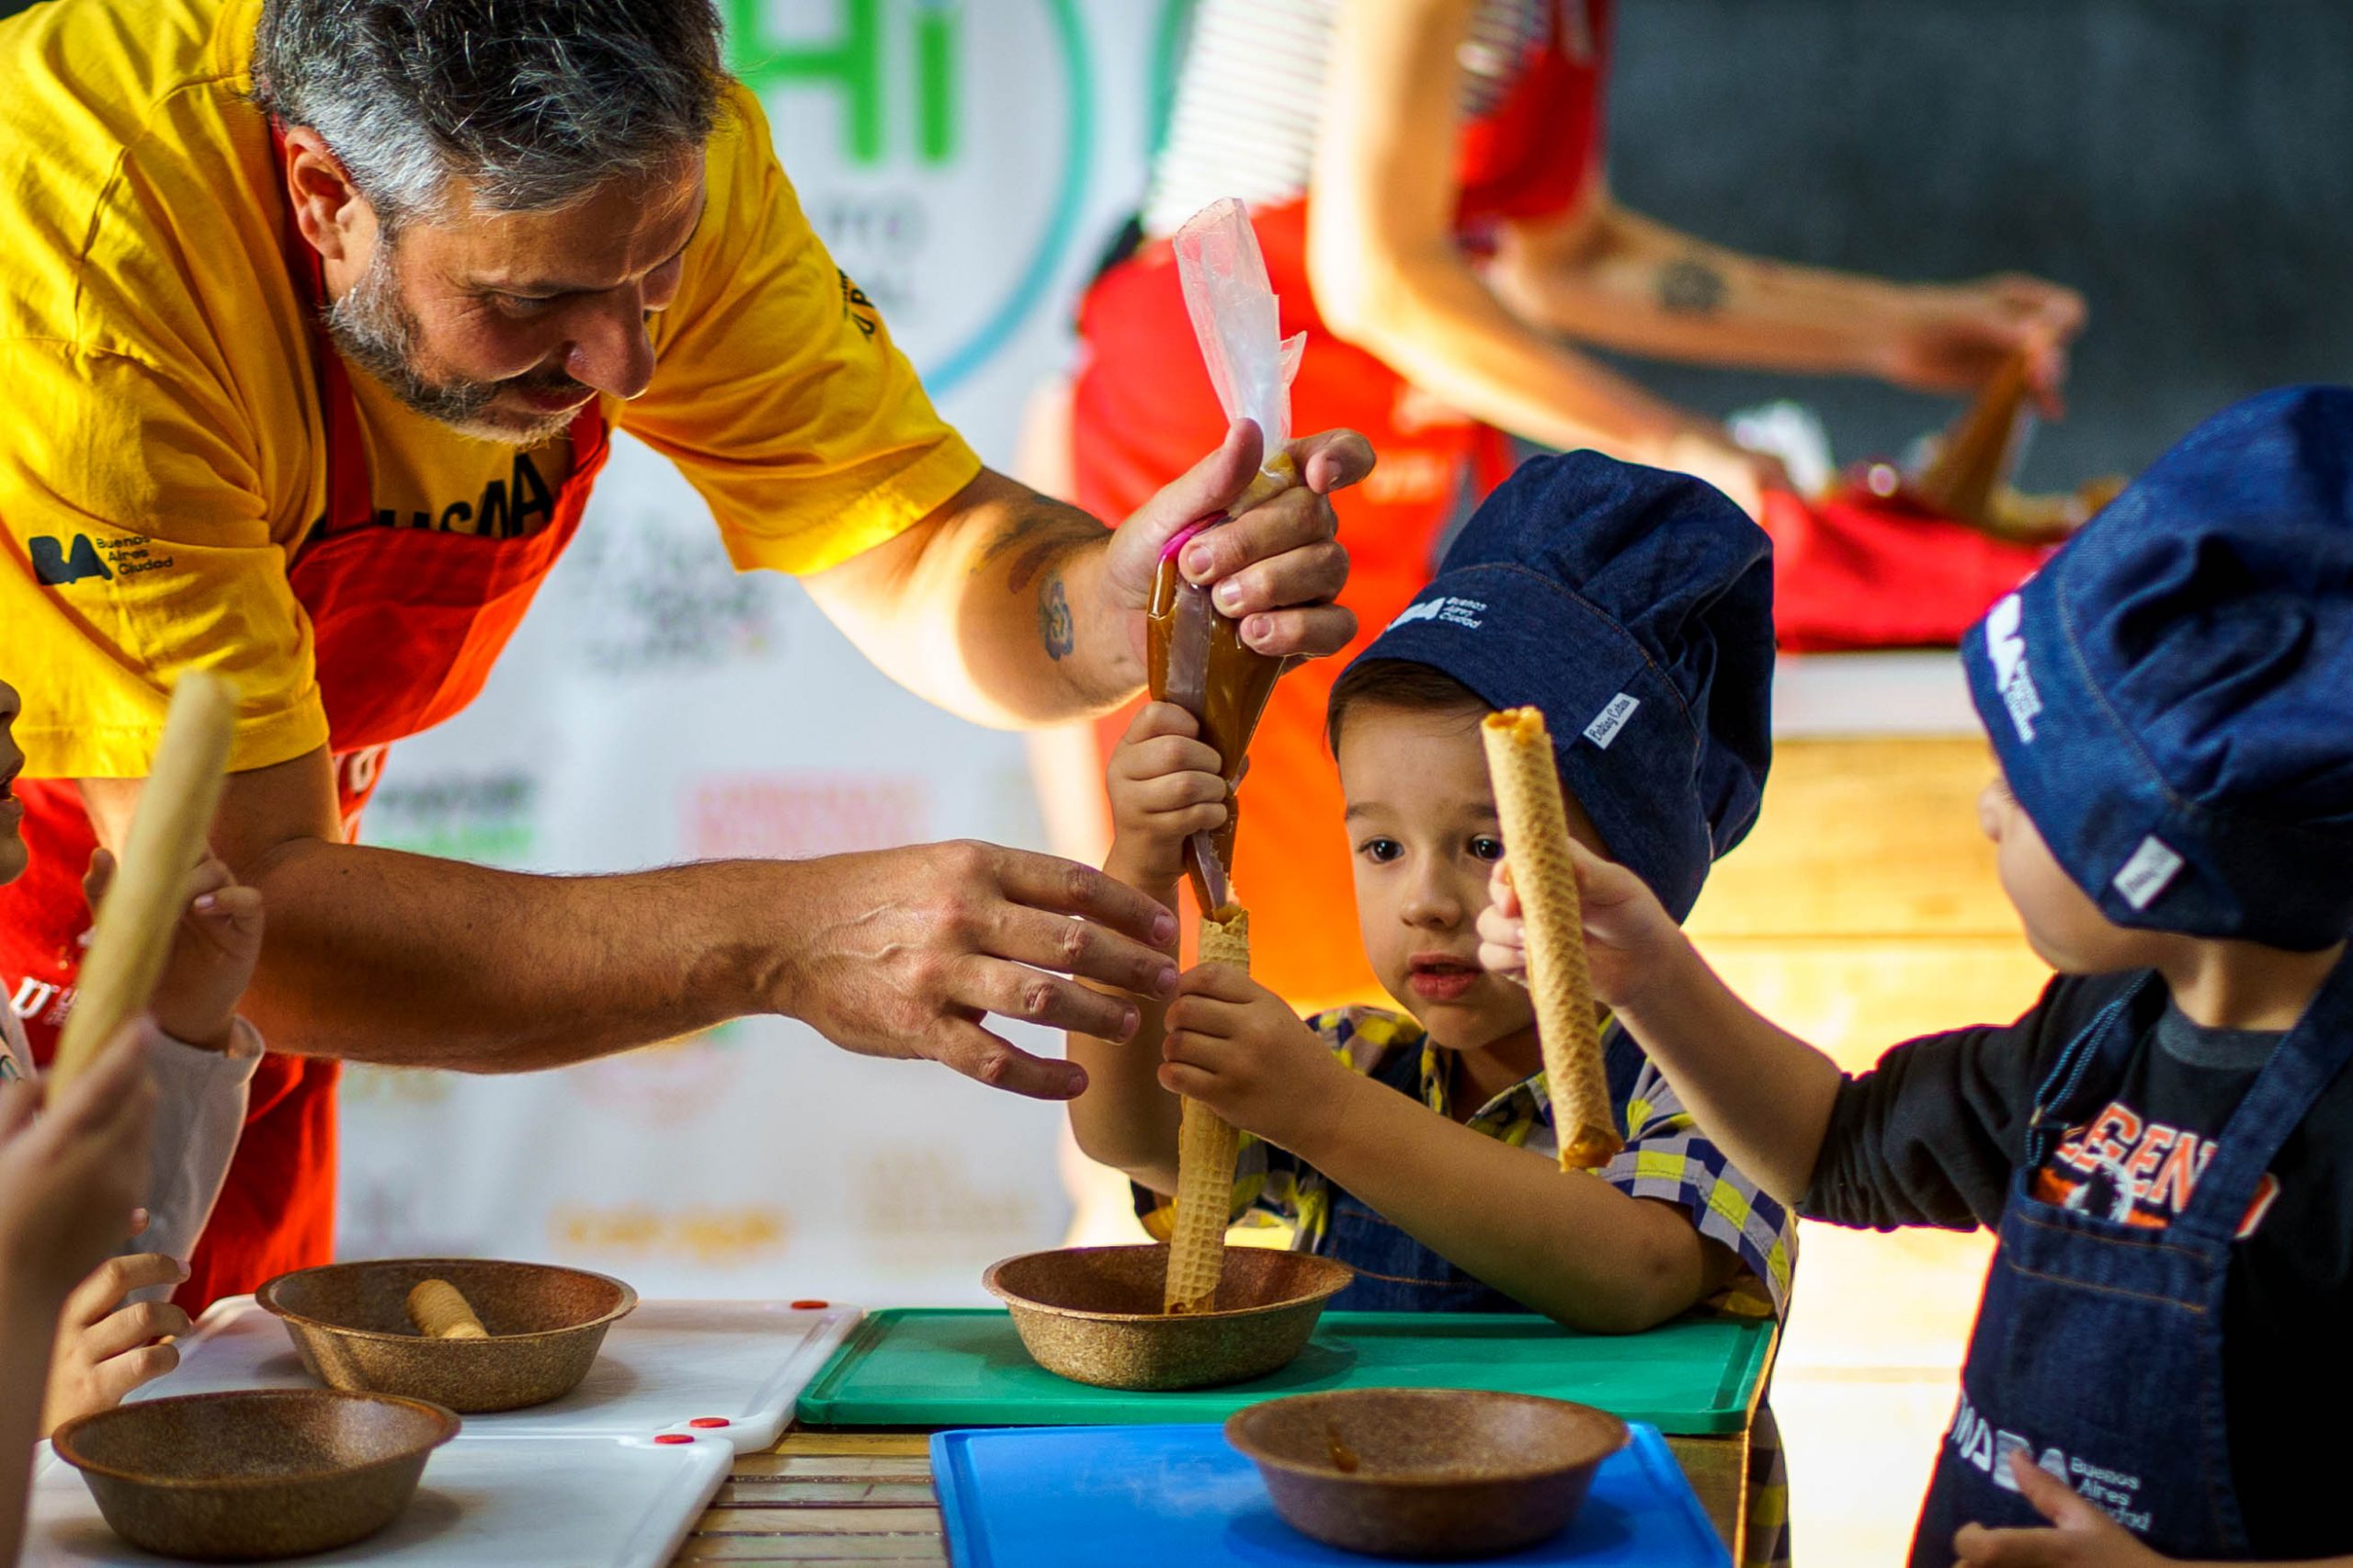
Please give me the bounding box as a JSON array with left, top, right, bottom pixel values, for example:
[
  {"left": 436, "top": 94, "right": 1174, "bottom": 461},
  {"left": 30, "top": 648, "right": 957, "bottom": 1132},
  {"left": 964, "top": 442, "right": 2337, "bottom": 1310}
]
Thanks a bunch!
[
  {"left": 1342, "top": 450, "right": 1776, "bottom": 922},
  {"left": 1961, "top": 385, "right": 2353, "bottom": 950}
]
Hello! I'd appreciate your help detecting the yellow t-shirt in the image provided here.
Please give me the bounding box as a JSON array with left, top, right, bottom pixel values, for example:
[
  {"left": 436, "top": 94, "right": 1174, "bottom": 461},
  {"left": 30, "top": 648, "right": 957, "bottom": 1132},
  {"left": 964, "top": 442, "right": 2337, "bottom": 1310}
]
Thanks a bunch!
[{"left": 0, "top": 0, "right": 981, "bottom": 778}]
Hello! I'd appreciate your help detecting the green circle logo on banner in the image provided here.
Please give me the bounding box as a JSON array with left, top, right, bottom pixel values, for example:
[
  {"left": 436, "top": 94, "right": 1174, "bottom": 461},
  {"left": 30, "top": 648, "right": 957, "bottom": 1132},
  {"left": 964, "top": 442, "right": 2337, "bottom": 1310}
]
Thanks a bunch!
[{"left": 726, "top": 0, "right": 1094, "bottom": 396}]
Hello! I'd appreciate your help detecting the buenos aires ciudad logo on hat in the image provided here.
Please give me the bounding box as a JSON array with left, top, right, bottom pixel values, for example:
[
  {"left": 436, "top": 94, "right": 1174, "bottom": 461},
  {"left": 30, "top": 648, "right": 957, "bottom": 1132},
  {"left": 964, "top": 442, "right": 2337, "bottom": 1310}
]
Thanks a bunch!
[
  {"left": 1985, "top": 594, "right": 2044, "bottom": 744},
  {"left": 1385, "top": 596, "right": 1488, "bottom": 632}
]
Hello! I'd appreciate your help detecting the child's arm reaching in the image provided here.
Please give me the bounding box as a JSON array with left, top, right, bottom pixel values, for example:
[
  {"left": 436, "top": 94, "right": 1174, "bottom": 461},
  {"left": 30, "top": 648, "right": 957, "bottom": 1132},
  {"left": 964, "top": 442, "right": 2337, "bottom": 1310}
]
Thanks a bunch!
[
  {"left": 0, "top": 1024, "right": 158, "bottom": 1565},
  {"left": 1162, "top": 963, "right": 1743, "bottom": 1332},
  {"left": 1478, "top": 846, "right": 1843, "bottom": 1207},
  {"left": 82, "top": 850, "right": 264, "bottom": 1297},
  {"left": 1064, "top": 703, "right": 1215, "bottom": 1195}
]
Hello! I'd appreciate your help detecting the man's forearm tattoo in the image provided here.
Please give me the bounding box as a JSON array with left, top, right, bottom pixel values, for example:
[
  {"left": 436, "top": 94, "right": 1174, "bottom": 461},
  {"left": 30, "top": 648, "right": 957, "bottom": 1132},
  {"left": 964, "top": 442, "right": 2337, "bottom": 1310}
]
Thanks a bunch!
[
  {"left": 974, "top": 507, "right": 1108, "bottom": 592},
  {"left": 1038, "top": 573, "right": 1076, "bottom": 661},
  {"left": 1658, "top": 255, "right": 1728, "bottom": 317}
]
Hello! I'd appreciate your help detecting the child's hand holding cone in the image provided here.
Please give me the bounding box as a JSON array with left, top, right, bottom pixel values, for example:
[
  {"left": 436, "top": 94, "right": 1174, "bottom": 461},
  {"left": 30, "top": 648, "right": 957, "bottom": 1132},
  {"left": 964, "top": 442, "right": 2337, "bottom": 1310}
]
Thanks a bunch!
[{"left": 1478, "top": 846, "right": 1684, "bottom": 1010}]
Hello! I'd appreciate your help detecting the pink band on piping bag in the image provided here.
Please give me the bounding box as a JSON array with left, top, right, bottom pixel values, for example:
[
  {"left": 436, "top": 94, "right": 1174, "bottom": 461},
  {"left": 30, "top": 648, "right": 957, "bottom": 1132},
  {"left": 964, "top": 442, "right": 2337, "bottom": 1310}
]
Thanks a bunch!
[{"left": 1159, "top": 517, "right": 1223, "bottom": 565}]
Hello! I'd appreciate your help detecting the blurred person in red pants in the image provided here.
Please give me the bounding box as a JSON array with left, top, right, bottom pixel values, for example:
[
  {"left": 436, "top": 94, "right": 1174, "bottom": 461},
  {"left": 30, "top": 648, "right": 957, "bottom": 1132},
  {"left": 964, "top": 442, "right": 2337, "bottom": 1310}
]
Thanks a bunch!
[{"left": 1071, "top": 0, "right": 2085, "bottom": 1010}]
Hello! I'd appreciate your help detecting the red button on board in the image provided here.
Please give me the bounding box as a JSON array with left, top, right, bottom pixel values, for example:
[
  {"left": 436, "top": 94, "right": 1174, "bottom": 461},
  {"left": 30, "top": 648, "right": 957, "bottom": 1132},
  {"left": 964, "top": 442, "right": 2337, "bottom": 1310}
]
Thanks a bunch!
[
  {"left": 689, "top": 1417, "right": 730, "bottom": 1428},
  {"left": 790, "top": 1299, "right": 829, "bottom": 1310},
  {"left": 654, "top": 1433, "right": 693, "bottom": 1446}
]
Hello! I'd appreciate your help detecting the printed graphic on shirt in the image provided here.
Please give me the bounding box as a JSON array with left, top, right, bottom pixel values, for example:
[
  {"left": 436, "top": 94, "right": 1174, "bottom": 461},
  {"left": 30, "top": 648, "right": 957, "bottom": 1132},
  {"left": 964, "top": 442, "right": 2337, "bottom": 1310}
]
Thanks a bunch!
[
  {"left": 2032, "top": 1096, "right": 2280, "bottom": 1238},
  {"left": 9, "top": 975, "right": 73, "bottom": 1033},
  {"left": 839, "top": 269, "right": 880, "bottom": 340},
  {"left": 1948, "top": 1390, "right": 2153, "bottom": 1534},
  {"left": 30, "top": 533, "right": 176, "bottom": 587}
]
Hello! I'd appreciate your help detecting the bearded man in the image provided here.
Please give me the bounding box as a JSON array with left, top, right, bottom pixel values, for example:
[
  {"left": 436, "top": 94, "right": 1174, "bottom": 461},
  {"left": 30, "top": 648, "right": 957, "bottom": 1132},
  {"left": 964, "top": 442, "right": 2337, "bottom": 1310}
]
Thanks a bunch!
[{"left": 0, "top": 0, "right": 1367, "bottom": 1309}]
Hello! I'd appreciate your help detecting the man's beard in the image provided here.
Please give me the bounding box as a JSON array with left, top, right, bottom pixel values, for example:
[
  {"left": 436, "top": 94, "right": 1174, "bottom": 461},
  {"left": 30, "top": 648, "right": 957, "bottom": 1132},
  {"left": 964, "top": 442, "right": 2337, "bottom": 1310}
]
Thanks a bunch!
[{"left": 323, "top": 241, "right": 587, "bottom": 449}]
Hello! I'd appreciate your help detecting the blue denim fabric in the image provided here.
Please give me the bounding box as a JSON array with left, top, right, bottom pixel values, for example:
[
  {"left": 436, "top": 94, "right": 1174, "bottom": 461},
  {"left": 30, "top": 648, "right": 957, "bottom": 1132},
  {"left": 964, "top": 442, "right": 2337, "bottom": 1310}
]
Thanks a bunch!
[
  {"left": 1313, "top": 1040, "right": 1537, "bottom": 1314},
  {"left": 1962, "top": 386, "right": 2353, "bottom": 949},
  {"left": 1911, "top": 949, "right": 2353, "bottom": 1561},
  {"left": 1341, "top": 450, "right": 1775, "bottom": 922}
]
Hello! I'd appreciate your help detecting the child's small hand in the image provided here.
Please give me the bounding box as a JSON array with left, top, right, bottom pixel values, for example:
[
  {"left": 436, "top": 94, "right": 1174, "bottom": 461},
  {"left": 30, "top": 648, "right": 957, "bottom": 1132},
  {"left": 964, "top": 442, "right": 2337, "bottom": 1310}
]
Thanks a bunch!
[
  {"left": 1106, "top": 702, "right": 1230, "bottom": 893},
  {"left": 1476, "top": 860, "right": 1529, "bottom": 982},
  {"left": 1951, "top": 1451, "right": 2169, "bottom": 1566},
  {"left": 1157, "top": 961, "right": 1344, "bottom": 1148},
  {"left": 41, "top": 1244, "right": 189, "bottom": 1437},
  {"left": 85, "top": 849, "right": 264, "bottom": 1051},
  {"left": 0, "top": 1020, "right": 156, "bottom": 1306},
  {"left": 1478, "top": 845, "right": 1685, "bottom": 1012}
]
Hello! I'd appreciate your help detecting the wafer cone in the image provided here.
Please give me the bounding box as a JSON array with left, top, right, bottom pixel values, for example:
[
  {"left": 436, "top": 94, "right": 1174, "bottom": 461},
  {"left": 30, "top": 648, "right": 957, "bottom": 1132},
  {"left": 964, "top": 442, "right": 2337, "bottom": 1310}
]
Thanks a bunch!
[
  {"left": 406, "top": 1278, "right": 489, "bottom": 1339},
  {"left": 1165, "top": 904, "right": 1250, "bottom": 1314},
  {"left": 1480, "top": 710, "right": 1622, "bottom": 1171}
]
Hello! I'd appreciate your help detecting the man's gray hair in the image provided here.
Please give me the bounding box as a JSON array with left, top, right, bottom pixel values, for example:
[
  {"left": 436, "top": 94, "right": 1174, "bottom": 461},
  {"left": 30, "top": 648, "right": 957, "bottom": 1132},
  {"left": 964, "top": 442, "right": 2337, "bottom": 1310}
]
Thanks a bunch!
[{"left": 251, "top": 0, "right": 727, "bottom": 227}]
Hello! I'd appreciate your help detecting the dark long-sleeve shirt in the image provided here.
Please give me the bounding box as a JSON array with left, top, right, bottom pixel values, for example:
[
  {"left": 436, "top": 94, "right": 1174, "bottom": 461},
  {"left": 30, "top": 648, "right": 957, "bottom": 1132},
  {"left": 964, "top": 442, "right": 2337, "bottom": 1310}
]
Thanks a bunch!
[{"left": 1800, "top": 971, "right": 2353, "bottom": 1559}]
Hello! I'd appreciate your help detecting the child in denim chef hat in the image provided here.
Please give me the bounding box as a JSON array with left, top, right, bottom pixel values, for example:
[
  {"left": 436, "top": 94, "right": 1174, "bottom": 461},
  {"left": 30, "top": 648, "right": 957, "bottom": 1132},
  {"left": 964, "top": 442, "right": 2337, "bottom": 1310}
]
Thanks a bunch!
[
  {"left": 1481, "top": 386, "right": 2353, "bottom": 1567},
  {"left": 1071, "top": 449, "right": 1797, "bottom": 1566}
]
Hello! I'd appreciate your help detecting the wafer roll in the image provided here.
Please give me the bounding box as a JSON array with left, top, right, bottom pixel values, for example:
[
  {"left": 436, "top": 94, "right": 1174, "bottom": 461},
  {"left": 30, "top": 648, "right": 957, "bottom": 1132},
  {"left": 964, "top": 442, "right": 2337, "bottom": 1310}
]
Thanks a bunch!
[
  {"left": 1480, "top": 710, "right": 1622, "bottom": 1171},
  {"left": 406, "top": 1278, "right": 489, "bottom": 1339},
  {"left": 1164, "top": 904, "right": 1250, "bottom": 1314},
  {"left": 49, "top": 671, "right": 237, "bottom": 1089}
]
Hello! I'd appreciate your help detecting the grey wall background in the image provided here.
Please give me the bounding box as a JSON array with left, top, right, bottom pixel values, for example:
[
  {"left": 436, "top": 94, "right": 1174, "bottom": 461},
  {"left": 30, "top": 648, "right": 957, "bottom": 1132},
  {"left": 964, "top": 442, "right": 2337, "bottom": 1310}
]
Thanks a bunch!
[{"left": 1605, "top": 0, "right": 2352, "bottom": 488}]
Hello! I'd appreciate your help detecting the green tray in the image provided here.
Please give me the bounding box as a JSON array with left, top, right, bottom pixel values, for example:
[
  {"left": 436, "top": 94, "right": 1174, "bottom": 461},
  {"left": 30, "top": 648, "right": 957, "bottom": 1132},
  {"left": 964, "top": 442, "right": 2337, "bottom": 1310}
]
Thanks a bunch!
[{"left": 795, "top": 1310, "right": 1774, "bottom": 1435}]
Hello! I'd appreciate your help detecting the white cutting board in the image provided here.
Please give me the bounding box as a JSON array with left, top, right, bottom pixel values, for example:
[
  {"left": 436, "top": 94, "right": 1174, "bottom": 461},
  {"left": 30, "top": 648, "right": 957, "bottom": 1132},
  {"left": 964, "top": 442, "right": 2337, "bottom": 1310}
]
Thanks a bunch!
[
  {"left": 25, "top": 1430, "right": 731, "bottom": 1568},
  {"left": 138, "top": 1297, "right": 860, "bottom": 1454}
]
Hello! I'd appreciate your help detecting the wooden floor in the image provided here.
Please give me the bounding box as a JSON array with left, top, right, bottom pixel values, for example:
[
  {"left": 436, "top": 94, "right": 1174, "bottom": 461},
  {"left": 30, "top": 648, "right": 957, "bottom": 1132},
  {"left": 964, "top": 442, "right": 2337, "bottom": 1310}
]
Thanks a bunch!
[{"left": 676, "top": 1432, "right": 943, "bottom": 1565}]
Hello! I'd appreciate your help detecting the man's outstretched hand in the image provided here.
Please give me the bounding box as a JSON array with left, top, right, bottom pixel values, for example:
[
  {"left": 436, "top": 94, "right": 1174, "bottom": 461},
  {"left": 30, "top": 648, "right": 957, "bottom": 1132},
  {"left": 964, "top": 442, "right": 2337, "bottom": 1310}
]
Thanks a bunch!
[{"left": 770, "top": 840, "right": 1186, "bottom": 1100}]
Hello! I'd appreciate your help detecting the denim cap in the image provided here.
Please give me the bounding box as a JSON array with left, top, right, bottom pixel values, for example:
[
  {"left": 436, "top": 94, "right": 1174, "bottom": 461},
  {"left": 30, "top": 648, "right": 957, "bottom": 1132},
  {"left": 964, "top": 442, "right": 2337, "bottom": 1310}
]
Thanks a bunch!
[
  {"left": 1962, "top": 385, "right": 2353, "bottom": 949},
  {"left": 1341, "top": 451, "right": 1775, "bottom": 922}
]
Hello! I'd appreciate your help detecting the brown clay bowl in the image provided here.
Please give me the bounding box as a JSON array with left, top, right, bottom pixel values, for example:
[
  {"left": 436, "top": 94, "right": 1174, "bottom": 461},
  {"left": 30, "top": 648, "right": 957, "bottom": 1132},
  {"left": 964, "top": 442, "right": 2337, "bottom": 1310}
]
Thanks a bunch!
[
  {"left": 983, "top": 1244, "right": 1353, "bottom": 1392},
  {"left": 257, "top": 1257, "right": 637, "bottom": 1414},
  {"left": 1226, "top": 1388, "right": 1629, "bottom": 1559},
  {"left": 51, "top": 1388, "right": 459, "bottom": 1562}
]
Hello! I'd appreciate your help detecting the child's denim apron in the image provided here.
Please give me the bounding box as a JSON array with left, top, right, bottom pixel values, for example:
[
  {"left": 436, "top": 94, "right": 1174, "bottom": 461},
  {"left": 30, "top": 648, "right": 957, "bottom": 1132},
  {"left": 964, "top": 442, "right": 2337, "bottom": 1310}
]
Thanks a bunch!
[
  {"left": 1319, "top": 1043, "right": 1532, "bottom": 1313},
  {"left": 1911, "top": 950, "right": 2353, "bottom": 1562}
]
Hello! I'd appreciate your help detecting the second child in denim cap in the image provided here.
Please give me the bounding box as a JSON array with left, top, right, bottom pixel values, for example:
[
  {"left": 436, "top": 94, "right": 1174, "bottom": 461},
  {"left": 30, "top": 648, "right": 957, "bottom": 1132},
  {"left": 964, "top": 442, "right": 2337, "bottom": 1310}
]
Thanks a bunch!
[
  {"left": 1070, "top": 451, "right": 1797, "bottom": 1568},
  {"left": 1480, "top": 388, "right": 2353, "bottom": 1568}
]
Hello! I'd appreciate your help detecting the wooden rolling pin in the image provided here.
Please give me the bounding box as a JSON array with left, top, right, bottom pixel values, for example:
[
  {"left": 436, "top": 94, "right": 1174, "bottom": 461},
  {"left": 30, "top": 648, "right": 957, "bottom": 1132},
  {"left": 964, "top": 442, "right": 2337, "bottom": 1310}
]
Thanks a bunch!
[
  {"left": 406, "top": 1278, "right": 489, "bottom": 1339},
  {"left": 47, "top": 671, "right": 237, "bottom": 1090},
  {"left": 1480, "top": 709, "right": 1622, "bottom": 1172},
  {"left": 1915, "top": 350, "right": 2032, "bottom": 528},
  {"left": 1164, "top": 904, "right": 1251, "bottom": 1314}
]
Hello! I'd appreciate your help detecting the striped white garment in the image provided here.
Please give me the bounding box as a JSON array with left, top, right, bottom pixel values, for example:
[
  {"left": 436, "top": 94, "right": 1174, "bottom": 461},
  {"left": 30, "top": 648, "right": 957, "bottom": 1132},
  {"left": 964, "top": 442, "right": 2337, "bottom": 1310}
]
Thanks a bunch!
[{"left": 1141, "top": 0, "right": 1588, "bottom": 239}]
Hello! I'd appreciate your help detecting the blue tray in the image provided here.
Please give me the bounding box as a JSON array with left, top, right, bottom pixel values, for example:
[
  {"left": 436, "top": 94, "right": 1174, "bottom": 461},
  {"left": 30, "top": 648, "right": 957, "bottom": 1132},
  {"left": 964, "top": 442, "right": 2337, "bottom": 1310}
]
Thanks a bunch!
[{"left": 930, "top": 1421, "right": 1731, "bottom": 1568}]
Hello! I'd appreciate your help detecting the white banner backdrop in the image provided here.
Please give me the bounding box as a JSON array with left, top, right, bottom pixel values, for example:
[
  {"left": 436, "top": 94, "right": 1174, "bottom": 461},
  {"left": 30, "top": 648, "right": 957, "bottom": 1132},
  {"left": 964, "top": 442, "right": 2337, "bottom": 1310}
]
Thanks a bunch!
[{"left": 335, "top": 1, "right": 1185, "bottom": 1303}]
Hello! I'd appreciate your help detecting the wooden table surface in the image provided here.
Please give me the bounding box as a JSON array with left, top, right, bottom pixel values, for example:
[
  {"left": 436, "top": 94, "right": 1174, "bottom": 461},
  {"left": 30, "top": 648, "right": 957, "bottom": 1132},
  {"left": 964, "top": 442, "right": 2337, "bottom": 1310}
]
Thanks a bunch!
[{"left": 670, "top": 1424, "right": 1753, "bottom": 1566}]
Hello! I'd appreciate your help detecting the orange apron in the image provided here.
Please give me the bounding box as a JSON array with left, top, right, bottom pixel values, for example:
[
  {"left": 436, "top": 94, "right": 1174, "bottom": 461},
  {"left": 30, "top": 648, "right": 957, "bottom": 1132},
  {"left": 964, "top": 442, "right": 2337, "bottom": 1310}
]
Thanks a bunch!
[{"left": 0, "top": 140, "right": 611, "bottom": 1312}]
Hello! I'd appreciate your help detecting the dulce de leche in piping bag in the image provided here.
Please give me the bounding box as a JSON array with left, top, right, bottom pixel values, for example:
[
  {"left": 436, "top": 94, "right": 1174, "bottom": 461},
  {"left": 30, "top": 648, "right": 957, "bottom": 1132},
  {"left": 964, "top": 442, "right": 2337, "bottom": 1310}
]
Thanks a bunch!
[{"left": 1147, "top": 199, "right": 1304, "bottom": 915}]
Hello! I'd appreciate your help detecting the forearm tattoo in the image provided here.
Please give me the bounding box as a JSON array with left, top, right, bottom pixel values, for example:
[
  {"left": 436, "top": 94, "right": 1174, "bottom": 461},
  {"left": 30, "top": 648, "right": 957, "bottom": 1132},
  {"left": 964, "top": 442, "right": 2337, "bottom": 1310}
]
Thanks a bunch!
[
  {"left": 1658, "top": 255, "right": 1728, "bottom": 317},
  {"left": 974, "top": 506, "right": 1108, "bottom": 591},
  {"left": 1038, "top": 574, "right": 1075, "bottom": 661},
  {"left": 974, "top": 504, "right": 1105, "bottom": 663}
]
